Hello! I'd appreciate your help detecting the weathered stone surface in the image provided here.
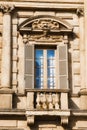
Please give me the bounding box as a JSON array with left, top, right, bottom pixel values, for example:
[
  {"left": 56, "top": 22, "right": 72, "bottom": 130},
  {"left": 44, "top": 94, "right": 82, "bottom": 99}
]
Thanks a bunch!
[
  {"left": 0, "top": 94, "right": 12, "bottom": 109},
  {"left": 0, "top": 120, "right": 17, "bottom": 127},
  {"left": 0, "top": 0, "right": 86, "bottom": 130}
]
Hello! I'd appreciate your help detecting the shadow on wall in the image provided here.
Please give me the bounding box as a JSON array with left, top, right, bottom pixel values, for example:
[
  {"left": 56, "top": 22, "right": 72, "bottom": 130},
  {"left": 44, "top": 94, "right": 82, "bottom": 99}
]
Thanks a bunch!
[{"left": 69, "top": 98, "right": 79, "bottom": 109}]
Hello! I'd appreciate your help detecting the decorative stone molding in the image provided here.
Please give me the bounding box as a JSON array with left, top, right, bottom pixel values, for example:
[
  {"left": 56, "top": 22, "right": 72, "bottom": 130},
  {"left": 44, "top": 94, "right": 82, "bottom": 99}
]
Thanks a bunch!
[
  {"left": 23, "top": 34, "right": 28, "bottom": 44},
  {"left": 22, "top": 33, "right": 63, "bottom": 43},
  {"left": 19, "top": 15, "right": 73, "bottom": 42},
  {"left": 32, "top": 19, "right": 60, "bottom": 30},
  {"left": 63, "top": 35, "right": 68, "bottom": 44},
  {"left": 76, "top": 8, "right": 84, "bottom": 17},
  {"left": 28, "top": 34, "right": 63, "bottom": 42},
  {"left": 0, "top": 4, "right": 15, "bottom": 14},
  {"left": 27, "top": 116, "right": 34, "bottom": 125}
]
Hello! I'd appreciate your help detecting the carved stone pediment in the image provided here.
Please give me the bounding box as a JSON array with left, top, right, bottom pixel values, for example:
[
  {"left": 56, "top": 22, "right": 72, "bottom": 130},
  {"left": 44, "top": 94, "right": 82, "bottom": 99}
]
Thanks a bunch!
[
  {"left": 19, "top": 15, "right": 73, "bottom": 33},
  {"left": 19, "top": 15, "right": 73, "bottom": 42},
  {"left": 26, "top": 19, "right": 60, "bottom": 30}
]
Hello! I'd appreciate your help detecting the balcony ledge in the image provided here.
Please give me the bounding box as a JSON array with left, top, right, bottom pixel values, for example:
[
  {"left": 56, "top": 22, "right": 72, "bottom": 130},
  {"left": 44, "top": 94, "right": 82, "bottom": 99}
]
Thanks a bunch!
[
  {"left": 25, "top": 88, "right": 70, "bottom": 93},
  {"left": 26, "top": 109, "right": 70, "bottom": 116}
]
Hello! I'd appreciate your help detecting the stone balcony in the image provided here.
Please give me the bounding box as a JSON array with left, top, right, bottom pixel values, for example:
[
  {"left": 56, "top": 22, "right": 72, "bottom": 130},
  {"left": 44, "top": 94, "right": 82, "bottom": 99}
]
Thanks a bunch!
[{"left": 25, "top": 89, "right": 70, "bottom": 125}]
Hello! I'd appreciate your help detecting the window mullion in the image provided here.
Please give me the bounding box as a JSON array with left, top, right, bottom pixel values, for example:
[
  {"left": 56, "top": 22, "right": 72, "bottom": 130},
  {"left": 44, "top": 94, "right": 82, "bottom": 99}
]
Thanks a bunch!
[{"left": 44, "top": 50, "right": 47, "bottom": 89}]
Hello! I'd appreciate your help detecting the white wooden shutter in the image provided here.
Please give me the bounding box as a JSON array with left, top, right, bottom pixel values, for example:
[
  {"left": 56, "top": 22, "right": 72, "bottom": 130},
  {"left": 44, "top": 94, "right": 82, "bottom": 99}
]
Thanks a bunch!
[
  {"left": 58, "top": 43, "right": 68, "bottom": 89},
  {"left": 25, "top": 44, "right": 34, "bottom": 89}
]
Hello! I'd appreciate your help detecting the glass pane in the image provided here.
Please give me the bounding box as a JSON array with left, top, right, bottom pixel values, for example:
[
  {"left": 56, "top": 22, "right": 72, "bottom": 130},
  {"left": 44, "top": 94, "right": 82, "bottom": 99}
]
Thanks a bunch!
[
  {"left": 35, "top": 59, "right": 43, "bottom": 67},
  {"left": 36, "top": 78, "right": 43, "bottom": 89},
  {"left": 47, "top": 50, "right": 55, "bottom": 89},
  {"left": 36, "top": 68, "right": 43, "bottom": 77},
  {"left": 47, "top": 50, "right": 55, "bottom": 58},
  {"left": 48, "top": 68, "right": 55, "bottom": 77},
  {"left": 35, "top": 50, "right": 43, "bottom": 58},
  {"left": 47, "top": 59, "right": 55, "bottom": 66},
  {"left": 35, "top": 49, "right": 44, "bottom": 89},
  {"left": 48, "top": 78, "right": 55, "bottom": 89}
]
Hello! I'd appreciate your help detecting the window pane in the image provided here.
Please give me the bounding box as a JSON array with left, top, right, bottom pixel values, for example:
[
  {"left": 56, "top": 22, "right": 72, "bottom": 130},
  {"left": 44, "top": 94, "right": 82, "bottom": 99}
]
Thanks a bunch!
[
  {"left": 35, "top": 59, "right": 43, "bottom": 67},
  {"left": 47, "top": 50, "right": 55, "bottom": 58},
  {"left": 35, "top": 49, "right": 44, "bottom": 89},
  {"left": 48, "top": 68, "right": 55, "bottom": 77},
  {"left": 47, "top": 50, "right": 55, "bottom": 89},
  {"left": 47, "top": 59, "right": 55, "bottom": 66},
  {"left": 36, "top": 68, "right": 43, "bottom": 77},
  {"left": 35, "top": 48, "right": 56, "bottom": 89},
  {"left": 48, "top": 78, "right": 55, "bottom": 89},
  {"left": 36, "top": 77, "right": 43, "bottom": 89},
  {"left": 35, "top": 50, "right": 43, "bottom": 58}
]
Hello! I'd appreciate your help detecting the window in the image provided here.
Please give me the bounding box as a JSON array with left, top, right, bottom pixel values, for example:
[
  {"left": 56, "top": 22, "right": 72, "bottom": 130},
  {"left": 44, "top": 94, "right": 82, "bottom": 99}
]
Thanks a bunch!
[
  {"left": 24, "top": 43, "right": 68, "bottom": 89},
  {"left": 35, "top": 46, "right": 56, "bottom": 89}
]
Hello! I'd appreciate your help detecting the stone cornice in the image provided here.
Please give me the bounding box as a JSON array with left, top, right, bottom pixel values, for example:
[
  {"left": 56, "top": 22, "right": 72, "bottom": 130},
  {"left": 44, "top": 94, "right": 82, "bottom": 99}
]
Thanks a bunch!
[
  {"left": 0, "top": 2, "right": 84, "bottom": 10},
  {"left": 0, "top": 88, "right": 14, "bottom": 94},
  {"left": 71, "top": 110, "right": 87, "bottom": 116},
  {"left": 0, "top": 109, "right": 25, "bottom": 116}
]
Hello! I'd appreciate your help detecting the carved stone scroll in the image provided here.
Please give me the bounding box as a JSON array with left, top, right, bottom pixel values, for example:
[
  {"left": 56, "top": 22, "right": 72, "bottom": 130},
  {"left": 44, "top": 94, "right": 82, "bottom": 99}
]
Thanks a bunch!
[
  {"left": 27, "top": 116, "right": 34, "bottom": 126},
  {"left": 61, "top": 116, "right": 68, "bottom": 125},
  {"left": 0, "top": 4, "right": 15, "bottom": 14}
]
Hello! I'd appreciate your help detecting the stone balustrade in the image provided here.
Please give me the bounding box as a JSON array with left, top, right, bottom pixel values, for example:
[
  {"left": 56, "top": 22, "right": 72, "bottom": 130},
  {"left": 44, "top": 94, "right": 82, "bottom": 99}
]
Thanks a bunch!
[
  {"left": 36, "top": 92, "right": 60, "bottom": 110},
  {"left": 26, "top": 89, "right": 69, "bottom": 111}
]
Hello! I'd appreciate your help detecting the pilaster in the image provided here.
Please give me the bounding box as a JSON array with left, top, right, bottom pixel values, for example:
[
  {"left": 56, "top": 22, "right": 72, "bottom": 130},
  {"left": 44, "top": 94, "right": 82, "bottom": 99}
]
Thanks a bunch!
[
  {"left": 0, "top": 4, "right": 14, "bottom": 109},
  {"left": 84, "top": 0, "right": 87, "bottom": 89},
  {"left": 79, "top": 0, "right": 87, "bottom": 110}
]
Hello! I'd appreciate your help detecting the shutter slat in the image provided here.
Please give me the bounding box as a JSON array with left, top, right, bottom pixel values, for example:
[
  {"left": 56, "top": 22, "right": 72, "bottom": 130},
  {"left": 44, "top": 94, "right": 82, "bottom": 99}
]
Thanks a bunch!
[
  {"left": 25, "top": 44, "right": 34, "bottom": 89},
  {"left": 58, "top": 44, "right": 68, "bottom": 89}
]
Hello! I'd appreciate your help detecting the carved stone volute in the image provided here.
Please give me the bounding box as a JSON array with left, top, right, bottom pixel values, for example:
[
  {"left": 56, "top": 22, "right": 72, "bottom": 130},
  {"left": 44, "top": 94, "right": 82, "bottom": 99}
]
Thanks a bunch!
[
  {"left": 0, "top": 4, "right": 15, "bottom": 14},
  {"left": 27, "top": 116, "right": 34, "bottom": 126}
]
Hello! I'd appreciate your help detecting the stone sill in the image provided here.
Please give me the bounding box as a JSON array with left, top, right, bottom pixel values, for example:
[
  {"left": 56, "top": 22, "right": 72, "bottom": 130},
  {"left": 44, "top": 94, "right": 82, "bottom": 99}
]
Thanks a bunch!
[{"left": 26, "top": 109, "right": 70, "bottom": 116}]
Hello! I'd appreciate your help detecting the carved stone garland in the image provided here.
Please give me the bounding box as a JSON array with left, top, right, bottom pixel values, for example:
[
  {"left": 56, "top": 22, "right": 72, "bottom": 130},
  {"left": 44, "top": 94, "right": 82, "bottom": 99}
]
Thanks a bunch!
[{"left": 31, "top": 19, "right": 60, "bottom": 30}]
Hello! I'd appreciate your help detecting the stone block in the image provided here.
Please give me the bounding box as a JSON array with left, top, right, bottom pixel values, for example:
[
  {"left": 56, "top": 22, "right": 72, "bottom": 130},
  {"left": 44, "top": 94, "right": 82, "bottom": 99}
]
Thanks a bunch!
[
  {"left": 72, "top": 50, "right": 80, "bottom": 62},
  {"left": 27, "top": 92, "right": 34, "bottom": 109},
  {"left": 61, "top": 93, "right": 68, "bottom": 109},
  {"left": 73, "top": 38, "right": 80, "bottom": 50},
  {"left": 17, "top": 96, "right": 26, "bottom": 109},
  {"left": 0, "top": 94, "right": 12, "bottom": 109},
  {"left": 17, "top": 11, "right": 34, "bottom": 18},
  {"left": 74, "top": 75, "right": 81, "bottom": 86},
  {"left": 17, "top": 120, "right": 27, "bottom": 127},
  {"left": 34, "top": 11, "right": 55, "bottom": 16},
  {"left": 79, "top": 89, "right": 87, "bottom": 109},
  {"left": 73, "top": 62, "right": 80, "bottom": 74},
  {"left": 0, "top": 120, "right": 17, "bottom": 127}
]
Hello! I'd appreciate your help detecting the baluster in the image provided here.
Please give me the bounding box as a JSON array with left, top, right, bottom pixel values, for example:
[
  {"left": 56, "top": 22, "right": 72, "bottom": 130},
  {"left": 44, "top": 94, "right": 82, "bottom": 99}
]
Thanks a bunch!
[
  {"left": 36, "top": 92, "right": 41, "bottom": 109},
  {"left": 54, "top": 93, "right": 59, "bottom": 109},
  {"left": 52, "top": 93, "right": 56, "bottom": 108},
  {"left": 48, "top": 93, "right": 53, "bottom": 109},
  {"left": 40, "top": 93, "right": 47, "bottom": 109}
]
